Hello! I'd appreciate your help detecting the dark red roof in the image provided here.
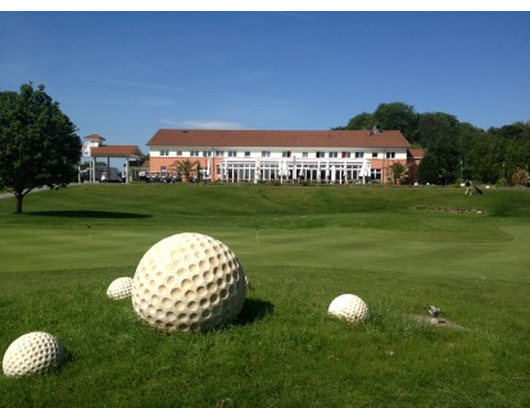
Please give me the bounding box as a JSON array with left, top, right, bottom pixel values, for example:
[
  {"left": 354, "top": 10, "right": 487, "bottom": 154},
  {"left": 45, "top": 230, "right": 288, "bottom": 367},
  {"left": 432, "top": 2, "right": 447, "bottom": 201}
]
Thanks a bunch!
[
  {"left": 408, "top": 148, "right": 425, "bottom": 158},
  {"left": 90, "top": 145, "right": 144, "bottom": 158},
  {"left": 147, "top": 129, "right": 411, "bottom": 149}
]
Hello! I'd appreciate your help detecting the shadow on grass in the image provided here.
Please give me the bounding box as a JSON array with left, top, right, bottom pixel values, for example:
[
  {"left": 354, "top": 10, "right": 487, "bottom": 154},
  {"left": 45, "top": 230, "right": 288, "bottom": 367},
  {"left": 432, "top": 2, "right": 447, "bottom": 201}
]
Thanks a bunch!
[
  {"left": 28, "top": 210, "right": 152, "bottom": 219},
  {"left": 237, "top": 298, "right": 275, "bottom": 326}
]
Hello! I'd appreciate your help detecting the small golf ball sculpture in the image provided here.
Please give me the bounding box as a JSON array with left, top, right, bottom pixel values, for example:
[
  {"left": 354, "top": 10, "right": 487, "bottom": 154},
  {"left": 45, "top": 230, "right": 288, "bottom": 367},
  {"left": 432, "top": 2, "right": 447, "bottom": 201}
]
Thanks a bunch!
[
  {"left": 2, "top": 331, "right": 64, "bottom": 377},
  {"left": 132, "top": 232, "right": 247, "bottom": 332},
  {"left": 107, "top": 276, "right": 133, "bottom": 300},
  {"left": 328, "top": 294, "right": 370, "bottom": 324}
]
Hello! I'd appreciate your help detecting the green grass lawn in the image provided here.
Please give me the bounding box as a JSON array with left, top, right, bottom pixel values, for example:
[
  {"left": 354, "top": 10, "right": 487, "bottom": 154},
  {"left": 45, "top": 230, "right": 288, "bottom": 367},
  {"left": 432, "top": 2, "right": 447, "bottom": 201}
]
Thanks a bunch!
[{"left": 0, "top": 184, "right": 529, "bottom": 407}]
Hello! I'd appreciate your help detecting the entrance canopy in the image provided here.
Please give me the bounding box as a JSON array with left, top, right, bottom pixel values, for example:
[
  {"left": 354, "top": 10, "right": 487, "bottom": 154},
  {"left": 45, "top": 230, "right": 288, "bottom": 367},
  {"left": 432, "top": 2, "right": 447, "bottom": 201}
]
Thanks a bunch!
[
  {"left": 90, "top": 145, "right": 144, "bottom": 160},
  {"left": 82, "top": 134, "right": 144, "bottom": 183}
]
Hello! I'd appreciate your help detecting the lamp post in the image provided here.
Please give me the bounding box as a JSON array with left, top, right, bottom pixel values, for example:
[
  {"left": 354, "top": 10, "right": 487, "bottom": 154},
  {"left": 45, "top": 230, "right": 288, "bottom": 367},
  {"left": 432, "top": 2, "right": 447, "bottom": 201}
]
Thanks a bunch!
[{"left": 460, "top": 160, "right": 463, "bottom": 180}]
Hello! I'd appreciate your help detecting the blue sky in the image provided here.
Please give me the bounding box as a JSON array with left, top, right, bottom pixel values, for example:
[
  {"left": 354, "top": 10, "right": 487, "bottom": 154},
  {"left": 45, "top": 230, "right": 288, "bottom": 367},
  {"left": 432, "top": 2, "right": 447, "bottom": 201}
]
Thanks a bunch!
[{"left": 1, "top": 11, "right": 529, "bottom": 153}]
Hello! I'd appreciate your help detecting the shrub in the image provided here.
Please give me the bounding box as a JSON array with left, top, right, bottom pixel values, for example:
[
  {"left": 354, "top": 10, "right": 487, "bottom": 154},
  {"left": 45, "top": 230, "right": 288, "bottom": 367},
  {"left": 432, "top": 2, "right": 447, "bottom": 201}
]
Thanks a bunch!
[
  {"left": 496, "top": 178, "right": 508, "bottom": 187},
  {"left": 512, "top": 167, "right": 530, "bottom": 187}
]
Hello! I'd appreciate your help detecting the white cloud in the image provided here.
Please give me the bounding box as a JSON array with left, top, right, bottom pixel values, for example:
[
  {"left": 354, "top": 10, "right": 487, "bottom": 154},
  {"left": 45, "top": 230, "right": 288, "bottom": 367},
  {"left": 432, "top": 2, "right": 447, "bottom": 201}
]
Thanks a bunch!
[{"left": 157, "top": 119, "right": 247, "bottom": 130}]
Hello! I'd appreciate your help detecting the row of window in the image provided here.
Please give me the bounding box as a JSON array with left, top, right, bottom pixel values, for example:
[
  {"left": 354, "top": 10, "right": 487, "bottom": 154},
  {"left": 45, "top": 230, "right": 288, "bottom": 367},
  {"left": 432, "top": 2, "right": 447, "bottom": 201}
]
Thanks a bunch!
[
  {"left": 157, "top": 164, "right": 383, "bottom": 182},
  {"left": 159, "top": 150, "right": 397, "bottom": 159}
]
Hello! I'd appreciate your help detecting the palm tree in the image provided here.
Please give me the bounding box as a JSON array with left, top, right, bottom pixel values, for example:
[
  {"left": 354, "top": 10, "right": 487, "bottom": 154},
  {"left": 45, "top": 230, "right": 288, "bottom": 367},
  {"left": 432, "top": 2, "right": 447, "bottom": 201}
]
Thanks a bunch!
[
  {"left": 169, "top": 159, "right": 199, "bottom": 182},
  {"left": 387, "top": 162, "right": 409, "bottom": 185}
]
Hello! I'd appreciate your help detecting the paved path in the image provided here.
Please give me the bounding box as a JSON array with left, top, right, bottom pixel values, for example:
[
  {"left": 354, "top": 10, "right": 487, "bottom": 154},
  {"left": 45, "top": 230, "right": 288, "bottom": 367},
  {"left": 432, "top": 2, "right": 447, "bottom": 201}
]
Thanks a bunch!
[
  {"left": 0, "top": 187, "right": 51, "bottom": 200},
  {"left": 0, "top": 183, "right": 86, "bottom": 199}
]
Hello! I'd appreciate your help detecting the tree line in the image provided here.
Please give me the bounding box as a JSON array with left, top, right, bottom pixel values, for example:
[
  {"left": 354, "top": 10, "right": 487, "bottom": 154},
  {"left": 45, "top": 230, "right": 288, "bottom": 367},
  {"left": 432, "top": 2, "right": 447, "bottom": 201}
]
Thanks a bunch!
[{"left": 333, "top": 102, "right": 530, "bottom": 186}]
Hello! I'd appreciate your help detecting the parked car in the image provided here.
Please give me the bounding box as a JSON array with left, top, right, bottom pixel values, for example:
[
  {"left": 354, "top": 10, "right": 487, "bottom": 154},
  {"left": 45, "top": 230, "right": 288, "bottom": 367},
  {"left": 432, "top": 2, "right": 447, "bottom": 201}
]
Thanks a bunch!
[{"left": 100, "top": 167, "right": 121, "bottom": 182}]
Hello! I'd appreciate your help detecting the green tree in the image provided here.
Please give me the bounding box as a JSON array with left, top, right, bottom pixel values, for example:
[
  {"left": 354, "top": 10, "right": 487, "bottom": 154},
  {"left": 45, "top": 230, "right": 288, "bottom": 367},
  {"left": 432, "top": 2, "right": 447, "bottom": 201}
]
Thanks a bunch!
[
  {"left": 333, "top": 112, "right": 376, "bottom": 131},
  {"left": 0, "top": 83, "right": 81, "bottom": 213},
  {"left": 417, "top": 151, "right": 440, "bottom": 184},
  {"left": 490, "top": 122, "right": 530, "bottom": 183},
  {"left": 464, "top": 131, "right": 503, "bottom": 184},
  {"left": 373, "top": 102, "right": 419, "bottom": 142},
  {"left": 387, "top": 161, "right": 409, "bottom": 185},
  {"left": 169, "top": 158, "right": 199, "bottom": 182},
  {"left": 417, "top": 112, "right": 459, "bottom": 149},
  {"left": 417, "top": 112, "right": 461, "bottom": 182}
]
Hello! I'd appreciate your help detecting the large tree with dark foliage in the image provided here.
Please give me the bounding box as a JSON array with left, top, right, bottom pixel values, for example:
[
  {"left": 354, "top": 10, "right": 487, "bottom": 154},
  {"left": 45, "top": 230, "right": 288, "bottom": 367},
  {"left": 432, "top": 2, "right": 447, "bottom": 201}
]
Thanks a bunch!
[
  {"left": 373, "top": 102, "right": 419, "bottom": 143},
  {"left": 417, "top": 112, "right": 461, "bottom": 181},
  {"left": 0, "top": 83, "right": 81, "bottom": 213},
  {"left": 334, "top": 102, "right": 419, "bottom": 142},
  {"left": 334, "top": 112, "right": 376, "bottom": 131},
  {"left": 417, "top": 151, "right": 440, "bottom": 185}
]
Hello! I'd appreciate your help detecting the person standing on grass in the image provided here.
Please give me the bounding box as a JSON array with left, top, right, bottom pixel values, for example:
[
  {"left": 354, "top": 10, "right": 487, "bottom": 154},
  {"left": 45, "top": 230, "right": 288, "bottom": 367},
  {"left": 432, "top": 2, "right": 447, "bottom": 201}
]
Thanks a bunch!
[{"left": 465, "top": 178, "right": 473, "bottom": 195}]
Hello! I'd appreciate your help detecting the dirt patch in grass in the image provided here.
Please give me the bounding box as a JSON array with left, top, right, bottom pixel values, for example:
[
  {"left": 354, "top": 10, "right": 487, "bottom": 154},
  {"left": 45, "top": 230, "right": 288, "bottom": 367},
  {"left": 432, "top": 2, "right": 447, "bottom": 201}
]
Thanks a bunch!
[
  {"left": 415, "top": 205, "right": 485, "bottom": 215},
  {"left": 412, "top": 314, "right": 469, "bottom": 330}
]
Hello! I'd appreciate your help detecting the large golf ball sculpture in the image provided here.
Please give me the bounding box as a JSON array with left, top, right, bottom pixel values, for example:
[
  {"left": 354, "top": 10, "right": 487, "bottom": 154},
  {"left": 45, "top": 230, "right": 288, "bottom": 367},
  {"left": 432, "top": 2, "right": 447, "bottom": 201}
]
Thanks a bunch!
[
  {"left": 328, "top": 294, "right": 370, "bottom": 324},
  {"left": 2, "top": 331, "right": 65, "bottom": 377},
  {"left": 132, "top": 233, "right": 247, "bottom": 332}
]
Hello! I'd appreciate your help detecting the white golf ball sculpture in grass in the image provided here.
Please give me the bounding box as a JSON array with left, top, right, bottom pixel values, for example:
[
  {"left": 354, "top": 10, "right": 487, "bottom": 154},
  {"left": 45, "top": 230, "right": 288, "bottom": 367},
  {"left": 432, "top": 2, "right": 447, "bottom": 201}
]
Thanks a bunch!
[
  {"left": 328, "top": 294, "right": 370, "bottom": 324},
  {"left": 132, "top": 232, "right": 248, "bottom": 333},
  {"left": 107, "top": 276, "right": 133, "bottom": 300},
  {"left": 2, "top": 331, "right": 65, "bottom": 377}
]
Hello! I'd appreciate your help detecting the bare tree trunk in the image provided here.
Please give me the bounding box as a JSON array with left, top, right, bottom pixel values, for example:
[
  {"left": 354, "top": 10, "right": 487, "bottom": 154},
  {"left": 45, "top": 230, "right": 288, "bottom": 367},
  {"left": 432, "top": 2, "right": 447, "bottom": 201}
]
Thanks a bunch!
[
  {"left": 15, "top": 192, "right": 24, "bottom": 214},
  {"left": 14, "top": 188, "right": 30, "bottom": 214}
]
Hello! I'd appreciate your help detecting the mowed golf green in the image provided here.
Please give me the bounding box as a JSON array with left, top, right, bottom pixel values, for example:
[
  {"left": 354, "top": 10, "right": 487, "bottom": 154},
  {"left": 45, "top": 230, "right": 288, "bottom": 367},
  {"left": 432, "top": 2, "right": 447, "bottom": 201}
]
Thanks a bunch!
[{"left": 0, "top": 184, "right": 529, "bottom": 407}]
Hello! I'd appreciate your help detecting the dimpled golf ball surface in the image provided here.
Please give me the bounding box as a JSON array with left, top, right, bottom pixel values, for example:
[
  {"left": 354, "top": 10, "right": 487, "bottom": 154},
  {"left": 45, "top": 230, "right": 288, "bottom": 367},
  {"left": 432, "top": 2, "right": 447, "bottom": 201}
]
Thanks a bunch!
[
  {"left": 2, "top": 331, "right": 64, "bottom": 377},
  {"left": 107, "top": 276, "right": 133, "bottom": 300},
  {"left": 328, "top": 294, "right": 370, "bottom": 324},
  {"left": 132, "top": 232, "right": 247, "bottom": 332}
]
